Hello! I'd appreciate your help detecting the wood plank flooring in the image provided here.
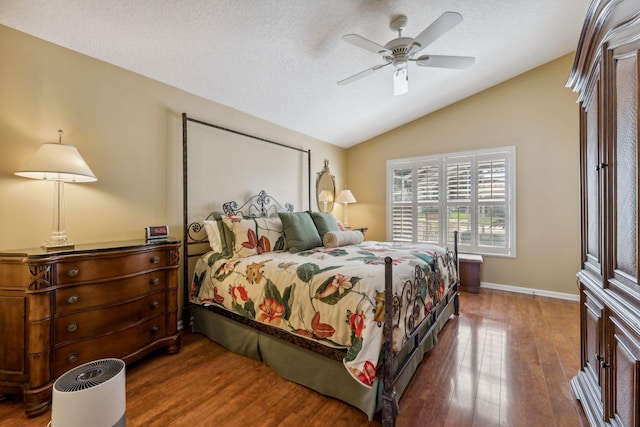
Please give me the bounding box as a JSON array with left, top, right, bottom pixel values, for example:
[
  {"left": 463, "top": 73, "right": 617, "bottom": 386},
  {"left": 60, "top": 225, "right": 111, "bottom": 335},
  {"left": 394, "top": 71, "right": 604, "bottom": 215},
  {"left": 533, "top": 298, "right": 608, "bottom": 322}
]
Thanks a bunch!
[{"left": 0, "top": 289, "right": 589, "bottom": 426}]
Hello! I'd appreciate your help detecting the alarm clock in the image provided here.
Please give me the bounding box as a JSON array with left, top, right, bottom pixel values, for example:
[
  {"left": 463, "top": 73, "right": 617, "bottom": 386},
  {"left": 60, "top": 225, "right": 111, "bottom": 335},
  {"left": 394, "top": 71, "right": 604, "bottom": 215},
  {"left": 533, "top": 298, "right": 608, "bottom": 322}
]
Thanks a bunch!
[{"left": 145, "top": 225, "right": 169, "bottom": 241}]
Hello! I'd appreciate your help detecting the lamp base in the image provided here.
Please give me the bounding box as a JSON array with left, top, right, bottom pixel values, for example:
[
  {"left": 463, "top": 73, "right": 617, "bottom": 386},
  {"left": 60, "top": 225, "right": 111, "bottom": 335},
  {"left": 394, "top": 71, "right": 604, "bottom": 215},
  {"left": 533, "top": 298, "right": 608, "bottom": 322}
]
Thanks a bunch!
[
  {"left": 42, "top": 243, "right": 75, "bottom": 252},
  {"left": 42, "top": 235, "right": 75, "bottom": 252}
]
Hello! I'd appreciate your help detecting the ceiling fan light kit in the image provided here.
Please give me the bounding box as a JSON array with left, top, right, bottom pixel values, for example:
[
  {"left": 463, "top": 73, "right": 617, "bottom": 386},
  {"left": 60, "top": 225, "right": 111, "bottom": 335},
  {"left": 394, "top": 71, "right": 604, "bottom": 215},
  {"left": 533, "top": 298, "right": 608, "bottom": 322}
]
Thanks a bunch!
[{"left": 338, "top": 12, "right": 475, "bottom": 96}]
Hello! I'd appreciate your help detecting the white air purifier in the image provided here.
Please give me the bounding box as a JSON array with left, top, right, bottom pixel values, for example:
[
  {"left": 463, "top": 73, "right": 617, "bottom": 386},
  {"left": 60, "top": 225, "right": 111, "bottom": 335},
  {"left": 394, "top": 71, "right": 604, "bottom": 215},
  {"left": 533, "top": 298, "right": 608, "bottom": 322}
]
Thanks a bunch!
[{"left": 50, "top": 358, "right": 126, "bottom": 427}]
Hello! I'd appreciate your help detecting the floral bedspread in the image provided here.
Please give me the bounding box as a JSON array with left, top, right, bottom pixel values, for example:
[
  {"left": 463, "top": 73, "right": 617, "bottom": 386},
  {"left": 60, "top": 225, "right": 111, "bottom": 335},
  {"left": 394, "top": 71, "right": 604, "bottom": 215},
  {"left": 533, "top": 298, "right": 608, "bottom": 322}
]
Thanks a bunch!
[{"left": 190, "top": 241, "right": 457, "bottom": 387}]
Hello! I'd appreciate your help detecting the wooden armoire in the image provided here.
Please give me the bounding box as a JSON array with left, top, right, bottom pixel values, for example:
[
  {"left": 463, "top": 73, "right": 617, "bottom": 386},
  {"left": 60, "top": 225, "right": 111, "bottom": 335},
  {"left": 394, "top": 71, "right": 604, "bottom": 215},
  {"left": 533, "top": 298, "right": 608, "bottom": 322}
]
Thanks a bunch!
[{"left": 568, "top": 0, "right": 640, "bottom": 426}]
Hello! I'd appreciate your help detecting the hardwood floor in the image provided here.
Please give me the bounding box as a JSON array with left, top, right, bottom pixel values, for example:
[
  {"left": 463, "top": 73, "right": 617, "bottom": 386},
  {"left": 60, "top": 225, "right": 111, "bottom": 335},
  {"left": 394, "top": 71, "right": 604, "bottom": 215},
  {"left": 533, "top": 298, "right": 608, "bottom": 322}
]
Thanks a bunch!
[{"left": 0, "top": 289, "right": 588, "bottom": 427}]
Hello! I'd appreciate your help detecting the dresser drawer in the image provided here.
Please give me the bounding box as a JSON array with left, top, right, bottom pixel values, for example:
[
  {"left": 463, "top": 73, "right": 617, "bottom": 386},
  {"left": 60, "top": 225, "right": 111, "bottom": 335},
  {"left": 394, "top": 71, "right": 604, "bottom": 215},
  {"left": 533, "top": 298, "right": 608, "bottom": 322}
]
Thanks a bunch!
[
  {"left": 55, "top": 249, "right": 170, "bottom": 284},
  {"left": 54, "top": 314, "right": 167, "bottom": 377},
  {"left": 55, "top": 272, "right": 166, "bottom": 315},
  {"left": 55, "top": 292, "right": 167, "bottom": 344}
]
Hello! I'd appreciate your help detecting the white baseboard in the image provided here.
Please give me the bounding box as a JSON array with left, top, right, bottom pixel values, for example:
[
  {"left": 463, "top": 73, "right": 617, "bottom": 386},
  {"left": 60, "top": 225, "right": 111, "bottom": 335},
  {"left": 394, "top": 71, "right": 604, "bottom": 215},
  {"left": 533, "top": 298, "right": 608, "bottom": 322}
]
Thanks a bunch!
[{"left": 480, "top": 281, "right": 580, "bottom": 302}]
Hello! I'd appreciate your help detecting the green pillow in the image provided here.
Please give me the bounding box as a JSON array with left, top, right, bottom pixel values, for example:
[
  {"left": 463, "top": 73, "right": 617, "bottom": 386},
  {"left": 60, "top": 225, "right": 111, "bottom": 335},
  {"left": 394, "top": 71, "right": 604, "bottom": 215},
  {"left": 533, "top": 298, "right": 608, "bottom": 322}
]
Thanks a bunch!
[
  {"left": 310, "top": 211, "right": 340, "bottom": 240},
  {"left": 211, "top": 211, "right": 234, "bottom": 258},
  {"left": 278, "top": 212, "right": 322, "bottom": 253}
]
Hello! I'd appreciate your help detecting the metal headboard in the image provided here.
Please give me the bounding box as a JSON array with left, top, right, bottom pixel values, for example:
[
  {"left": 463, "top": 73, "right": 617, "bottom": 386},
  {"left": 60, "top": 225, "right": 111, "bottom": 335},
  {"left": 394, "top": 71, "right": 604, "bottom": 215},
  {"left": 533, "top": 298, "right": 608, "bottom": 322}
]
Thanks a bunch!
[
  {"left": 223, "top": 190, "right": 294, "bottom": 218},
  {"left": 185, "top": 190, "right": 294, "bottom": 246}
]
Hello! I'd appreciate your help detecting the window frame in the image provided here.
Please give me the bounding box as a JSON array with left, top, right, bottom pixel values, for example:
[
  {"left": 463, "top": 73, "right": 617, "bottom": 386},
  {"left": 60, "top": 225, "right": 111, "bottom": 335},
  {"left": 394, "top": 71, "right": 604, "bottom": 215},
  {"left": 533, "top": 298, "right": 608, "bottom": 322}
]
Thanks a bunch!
[{"left": 386, "top": 146, "right": 516, "bottom": 257}]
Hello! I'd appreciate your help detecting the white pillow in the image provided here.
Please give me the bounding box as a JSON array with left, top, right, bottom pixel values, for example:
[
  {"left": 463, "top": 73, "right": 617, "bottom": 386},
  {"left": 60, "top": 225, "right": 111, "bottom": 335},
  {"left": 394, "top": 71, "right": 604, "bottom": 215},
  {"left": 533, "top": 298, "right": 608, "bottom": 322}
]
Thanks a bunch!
[
  {"left": 203, "top": 220, "right": 223, "bottom": 253},
  {"left": 323, "top": 230, "right": 364, "bottom": 248}
]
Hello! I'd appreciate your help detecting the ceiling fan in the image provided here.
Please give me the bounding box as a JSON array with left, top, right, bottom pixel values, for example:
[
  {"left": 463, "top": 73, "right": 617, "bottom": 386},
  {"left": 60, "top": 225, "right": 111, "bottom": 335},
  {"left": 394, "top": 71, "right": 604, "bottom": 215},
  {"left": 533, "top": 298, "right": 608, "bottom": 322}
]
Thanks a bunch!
[{"left": 337, "top": 12, "right": 475, "bottom": 96}]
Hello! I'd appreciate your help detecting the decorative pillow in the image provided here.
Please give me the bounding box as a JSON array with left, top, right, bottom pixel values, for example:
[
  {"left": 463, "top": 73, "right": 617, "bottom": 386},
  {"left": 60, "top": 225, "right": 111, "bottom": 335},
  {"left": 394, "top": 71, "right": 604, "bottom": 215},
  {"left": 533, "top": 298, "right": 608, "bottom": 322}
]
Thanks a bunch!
[
  {"left": 323, "top": 230, "right": 364, "bottom": 248},
  {"left": 222, "top": 216, "right": 286, "bottom": 258},
  {"left": 211, "top": 212, "right": 236, "bottom": 258},
  {"left": 310, "top": 211, "right": 340, "bottom": 240},
  {"left": 202, "top": 220, "right": 223, "bottom": 253},
  {"left": 278, "top": 211, "right": 322, "bottom": 253},
  {"left": 336, "top": 219, "right": 347, "bottom": 231}
]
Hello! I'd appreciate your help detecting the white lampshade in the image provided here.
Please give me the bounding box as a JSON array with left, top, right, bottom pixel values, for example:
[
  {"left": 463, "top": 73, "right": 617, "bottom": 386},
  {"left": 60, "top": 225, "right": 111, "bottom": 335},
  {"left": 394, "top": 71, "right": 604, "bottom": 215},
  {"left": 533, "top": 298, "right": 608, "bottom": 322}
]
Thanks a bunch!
[
  {"left": 336, "top": 189, "right": 357, "bottom": 204},
  {"left": 15, "top": 142, "right": 97, "bottom": 183},
  {"left": 318, "top": 190, "right": 333, "bottom": 203},
  {"left": 336, "top": 188, "right": 356, "bottom": 228}
]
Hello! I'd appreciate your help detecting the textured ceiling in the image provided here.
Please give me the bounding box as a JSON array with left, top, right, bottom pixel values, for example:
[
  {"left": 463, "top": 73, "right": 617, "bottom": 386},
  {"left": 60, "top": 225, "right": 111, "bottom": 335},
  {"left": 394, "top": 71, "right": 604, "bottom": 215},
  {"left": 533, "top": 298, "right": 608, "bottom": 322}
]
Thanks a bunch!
[{"left": 0, "top": 0, "right": 591, "bottom": 148}]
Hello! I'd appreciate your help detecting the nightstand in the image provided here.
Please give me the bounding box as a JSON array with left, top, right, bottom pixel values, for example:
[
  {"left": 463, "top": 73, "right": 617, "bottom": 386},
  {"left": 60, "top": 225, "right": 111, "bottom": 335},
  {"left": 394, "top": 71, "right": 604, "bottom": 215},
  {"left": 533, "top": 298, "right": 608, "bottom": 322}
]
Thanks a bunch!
[
  {"left": 0, "top": 239, "right": 181, "bottom": 417},
  {"left": 458, "top": 254, "right": 483, "bottom": 293},
  {"left": 351, "top": 227, "right": 368, "bottom": 236}
]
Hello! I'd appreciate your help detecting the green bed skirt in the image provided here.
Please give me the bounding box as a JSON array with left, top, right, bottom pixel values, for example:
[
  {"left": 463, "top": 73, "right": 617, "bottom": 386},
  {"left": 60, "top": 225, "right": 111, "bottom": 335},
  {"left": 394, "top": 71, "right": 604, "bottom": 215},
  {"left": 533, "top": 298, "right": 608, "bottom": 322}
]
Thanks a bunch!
[{"left": 191, "top": 300, "right": 456, "bottom": 420}]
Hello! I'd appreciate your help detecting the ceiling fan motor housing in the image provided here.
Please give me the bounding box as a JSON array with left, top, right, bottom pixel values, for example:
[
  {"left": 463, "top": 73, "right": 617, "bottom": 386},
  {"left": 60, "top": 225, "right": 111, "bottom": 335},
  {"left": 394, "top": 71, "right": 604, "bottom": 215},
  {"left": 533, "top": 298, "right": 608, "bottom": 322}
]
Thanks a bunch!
[{"left": 384, "top": 37, "right": 416, "bottom": 68}]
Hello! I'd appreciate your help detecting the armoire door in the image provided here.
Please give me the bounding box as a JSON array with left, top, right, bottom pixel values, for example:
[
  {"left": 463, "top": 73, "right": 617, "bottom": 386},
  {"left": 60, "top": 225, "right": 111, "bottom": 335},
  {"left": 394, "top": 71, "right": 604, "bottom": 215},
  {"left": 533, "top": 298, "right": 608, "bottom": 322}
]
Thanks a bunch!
[
  {"left": 605, "top": 36, "right": 640, "bottom": 427},
  {"left": 581, "top": 71, "right": 604, "bottom": 281},
  {"left": 583, "top": 287, "right": 605, "bottom": 399},
  {"left": 608, "top": 312, "right": 640, "bottom": 426},
  {"left": 606, "top": 38, "right": 640, "bottom": 298}
]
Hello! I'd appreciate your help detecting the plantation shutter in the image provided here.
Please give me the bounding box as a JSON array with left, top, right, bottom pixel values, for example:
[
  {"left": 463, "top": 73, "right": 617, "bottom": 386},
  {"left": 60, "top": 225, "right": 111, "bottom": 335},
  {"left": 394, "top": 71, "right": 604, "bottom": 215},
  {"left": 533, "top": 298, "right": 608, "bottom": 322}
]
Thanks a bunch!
[
  {"left": 386, "top": 146, "right": 515, "bottom": 256},
  {"left": 445, "top": 157, "right": 472, "bottom": 246},
  {"left": 391, "top": 165, "right": 413, "bottom": 241},
  {"left": 416, "top": 161, "right": 441, "bottom": 243},
  {"left": 476, "top": 153, "right": 509, "bottom": 251}
]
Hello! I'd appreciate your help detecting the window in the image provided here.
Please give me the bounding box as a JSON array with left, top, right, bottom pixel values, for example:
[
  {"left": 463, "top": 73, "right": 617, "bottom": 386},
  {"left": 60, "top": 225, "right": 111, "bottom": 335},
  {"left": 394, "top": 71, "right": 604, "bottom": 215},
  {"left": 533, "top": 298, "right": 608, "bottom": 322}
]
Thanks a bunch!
[{"left": 387, "top": 146, "right": 515, "bottom": 257}]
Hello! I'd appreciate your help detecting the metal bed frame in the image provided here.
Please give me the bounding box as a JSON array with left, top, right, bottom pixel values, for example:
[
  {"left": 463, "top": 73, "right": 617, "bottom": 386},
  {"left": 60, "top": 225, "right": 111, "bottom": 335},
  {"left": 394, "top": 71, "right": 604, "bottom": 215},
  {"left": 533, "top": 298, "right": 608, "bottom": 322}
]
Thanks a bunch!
[{"left": 181, "top": 112, "right": 459, "bottom": 426}]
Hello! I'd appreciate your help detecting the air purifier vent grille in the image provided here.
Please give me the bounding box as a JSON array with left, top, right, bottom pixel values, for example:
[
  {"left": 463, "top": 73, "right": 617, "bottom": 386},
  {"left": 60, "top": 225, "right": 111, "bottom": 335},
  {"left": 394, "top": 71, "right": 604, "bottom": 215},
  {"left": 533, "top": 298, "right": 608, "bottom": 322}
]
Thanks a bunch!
[{"left": 54, "top": 358, "right": 125, "bottom": 392}]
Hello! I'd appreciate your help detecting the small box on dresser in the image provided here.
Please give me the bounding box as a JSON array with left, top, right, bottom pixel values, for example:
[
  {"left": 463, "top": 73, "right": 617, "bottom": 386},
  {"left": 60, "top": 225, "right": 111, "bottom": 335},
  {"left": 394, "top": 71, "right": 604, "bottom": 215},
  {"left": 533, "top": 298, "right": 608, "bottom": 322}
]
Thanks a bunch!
[{"left": 0, "top": 239, "right": 181, "bottom": 417}]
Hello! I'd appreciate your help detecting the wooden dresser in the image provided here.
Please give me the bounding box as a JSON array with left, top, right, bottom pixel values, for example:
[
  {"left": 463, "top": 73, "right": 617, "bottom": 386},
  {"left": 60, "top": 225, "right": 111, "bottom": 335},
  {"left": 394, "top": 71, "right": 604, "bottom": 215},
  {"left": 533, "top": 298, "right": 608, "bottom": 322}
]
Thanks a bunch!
[
  {"left": 0, "top": 239, "right": 181, "bottom": 417},
  {"left": 568, "top": 1, "right": 640, "bottom": 426}
]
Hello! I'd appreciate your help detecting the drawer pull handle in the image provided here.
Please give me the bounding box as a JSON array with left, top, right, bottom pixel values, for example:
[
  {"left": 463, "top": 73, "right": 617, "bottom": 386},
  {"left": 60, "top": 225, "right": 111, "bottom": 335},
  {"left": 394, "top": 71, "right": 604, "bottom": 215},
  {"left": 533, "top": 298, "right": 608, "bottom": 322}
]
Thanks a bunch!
[
  {"left": 150, "top": 278, "right": 160, "bottom": 286},
  {"left": 151, "top": 299, "right": 159, "bottom": 308},
  {"left": 67, "top": 322, "right": 78, "bottom": 333},
  {"left": 66, "top": 353, "right": 79, "bottom": 363},
  {"left": 67, "top": 267, "right": 80, "bottom": 277},
  {"left": 150, "top": 256, "right": 160, "bottom": 264},
  {"left": 151, "top": 325, "right": 159, "bottom": 333},
  {"left": 66, "top": 294, "right": 79, "bottom": 304}
]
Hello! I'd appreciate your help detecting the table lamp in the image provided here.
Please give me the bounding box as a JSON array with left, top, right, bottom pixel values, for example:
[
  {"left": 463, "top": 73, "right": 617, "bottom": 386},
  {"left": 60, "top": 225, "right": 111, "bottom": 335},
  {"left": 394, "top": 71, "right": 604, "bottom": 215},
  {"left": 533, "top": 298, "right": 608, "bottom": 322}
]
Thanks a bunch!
[
  {"left": 15, "top": 130, "right": 97, "bottom": 250},
  {"left": 335, "top": 187, "right": 357, "bottom": 228}
]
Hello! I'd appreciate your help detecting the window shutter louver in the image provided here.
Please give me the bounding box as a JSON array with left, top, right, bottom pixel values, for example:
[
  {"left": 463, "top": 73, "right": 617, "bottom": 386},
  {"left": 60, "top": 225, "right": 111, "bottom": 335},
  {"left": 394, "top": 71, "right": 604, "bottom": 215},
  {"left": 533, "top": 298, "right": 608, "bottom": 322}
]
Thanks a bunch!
[
  {"left": 416, "top": 162, "right": 440, "bottom": 243},
  {"left": 392, "top": 206, "right": 414, "bottom": 241},
  {"left": 391, "top": 166, "right": 413, "bottom": 241},
  {"left": 447, "top": 161, "right": 472, "bottom": 201},
  {"left": 476, "top": 156, "right": 508, "bottom": 250}
]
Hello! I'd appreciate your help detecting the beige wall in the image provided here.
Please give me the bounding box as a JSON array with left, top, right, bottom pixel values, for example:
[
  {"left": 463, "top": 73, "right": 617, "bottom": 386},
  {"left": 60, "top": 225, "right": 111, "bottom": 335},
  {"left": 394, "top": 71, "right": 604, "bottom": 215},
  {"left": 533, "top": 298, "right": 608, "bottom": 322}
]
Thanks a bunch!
[
  {"left": 0, "top": 23, "right": 581, "bottom": 296},
  {"left": 346, "top": 54, "right": 581, "bottom": 295},
  {"left": 0, "top": 25, "right": 346, "bottom": 309}
]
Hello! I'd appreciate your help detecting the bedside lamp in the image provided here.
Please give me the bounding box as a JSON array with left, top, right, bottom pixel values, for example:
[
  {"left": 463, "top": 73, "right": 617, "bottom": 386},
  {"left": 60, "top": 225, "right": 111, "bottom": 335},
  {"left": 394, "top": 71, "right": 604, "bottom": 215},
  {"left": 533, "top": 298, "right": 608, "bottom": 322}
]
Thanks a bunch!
[
  {"left": 15, "top": 130, "right": 97, "bottom": 250},
  {"left": 335, "top": 187, "right": 357, "bottom": 228}
]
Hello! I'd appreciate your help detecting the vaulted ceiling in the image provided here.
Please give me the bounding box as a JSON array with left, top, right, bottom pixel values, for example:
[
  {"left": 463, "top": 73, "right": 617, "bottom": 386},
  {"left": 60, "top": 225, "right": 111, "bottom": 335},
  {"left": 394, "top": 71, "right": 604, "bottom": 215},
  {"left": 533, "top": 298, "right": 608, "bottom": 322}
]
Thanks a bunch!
[{"left": 0, "top": 0, "right": 591, "bottom": 147}]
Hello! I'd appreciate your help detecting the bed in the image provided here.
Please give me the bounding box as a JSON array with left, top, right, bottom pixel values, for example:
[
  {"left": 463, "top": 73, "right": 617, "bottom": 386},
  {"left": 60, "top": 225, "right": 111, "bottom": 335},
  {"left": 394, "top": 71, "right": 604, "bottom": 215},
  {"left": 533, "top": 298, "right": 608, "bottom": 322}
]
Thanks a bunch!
[{"left": 181, "top": 114, "right": 459, "bottom": 426}]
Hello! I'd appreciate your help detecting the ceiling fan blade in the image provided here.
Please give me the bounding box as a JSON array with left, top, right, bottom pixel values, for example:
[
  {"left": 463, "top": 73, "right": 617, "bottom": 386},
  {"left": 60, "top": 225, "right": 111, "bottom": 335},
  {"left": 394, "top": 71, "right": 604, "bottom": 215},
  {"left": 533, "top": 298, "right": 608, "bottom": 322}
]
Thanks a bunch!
[
  {"left": 415, "top": 55, "right": 475, "bottom": 69},
  {"left": 412, "top": 12, "right": 463, "bottom": 53},
  {"left": 342, "top": 34, "right": 391, "bottom": 55},
  {"left": 337, "top": 63, "right": 389, "bottom": 86}
]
